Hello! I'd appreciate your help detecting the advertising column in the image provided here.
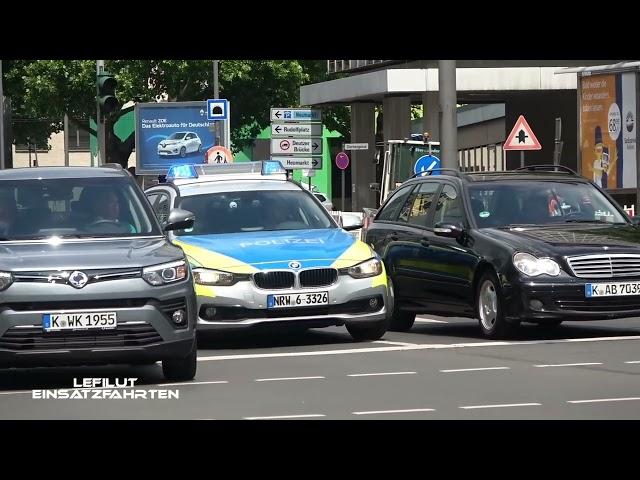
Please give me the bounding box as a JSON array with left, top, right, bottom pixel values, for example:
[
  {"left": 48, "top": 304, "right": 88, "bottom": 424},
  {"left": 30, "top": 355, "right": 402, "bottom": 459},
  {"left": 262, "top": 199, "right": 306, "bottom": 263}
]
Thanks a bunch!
[{"left": 580, "top": 73, "right": 637, "bottom": 190}]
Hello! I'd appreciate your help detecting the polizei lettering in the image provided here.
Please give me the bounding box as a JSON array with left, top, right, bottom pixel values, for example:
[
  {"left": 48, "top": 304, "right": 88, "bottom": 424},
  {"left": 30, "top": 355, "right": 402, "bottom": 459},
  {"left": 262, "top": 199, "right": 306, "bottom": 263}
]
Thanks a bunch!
[{"left": 239, "top": 238, "right": 326, "bottom": 248}]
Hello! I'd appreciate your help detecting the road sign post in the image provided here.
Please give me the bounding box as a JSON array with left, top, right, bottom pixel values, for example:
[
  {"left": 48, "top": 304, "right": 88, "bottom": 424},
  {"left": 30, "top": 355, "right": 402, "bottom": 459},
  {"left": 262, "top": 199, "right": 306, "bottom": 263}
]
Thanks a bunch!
[{"left": 336, "top": 151, "right": 349, "bottom": 211}]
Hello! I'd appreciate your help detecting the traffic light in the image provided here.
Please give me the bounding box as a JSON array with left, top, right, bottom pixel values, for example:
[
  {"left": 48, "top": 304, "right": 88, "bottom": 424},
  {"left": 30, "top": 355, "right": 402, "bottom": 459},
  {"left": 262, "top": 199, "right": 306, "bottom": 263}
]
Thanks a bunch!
[{"left": 97, "top": 72, "right": 119, "bottom": 115}]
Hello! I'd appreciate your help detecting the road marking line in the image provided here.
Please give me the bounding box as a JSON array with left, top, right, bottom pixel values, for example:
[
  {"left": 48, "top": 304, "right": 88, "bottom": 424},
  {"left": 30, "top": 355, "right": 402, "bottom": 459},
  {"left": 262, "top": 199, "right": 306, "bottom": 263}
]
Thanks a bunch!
[
  {"left": 196, "top": 335, "right": 640, "bottom": 362},
  {"left": 347, "top": 372, "right": 416, "bottom": 377},
  {"left": 440, "top": 367, "right": 510, "bottom": 373},
  {"left": 460, "top": 403, "right": 541, "bottom": 410},
  {"left": 625, "top": 361, "right": 640, "bottom": 364},
  {"left": 533, "top": 363, "right": 602, "bottom": 368},
  {"left": 244, "top": 414, "right": 325, "bottom": 420},
  {"left": 374, "top": 340, "right": 418, "bottom": 346},
  {"left": 567, "top": 397, "right": 640, "bottom": 404},
  {"left": 415, "top": 318, "right": 448, "bottom": 323},
  {"left": 353, "top": 408, "right": 435, "bottom": 415},
  {"left": 0, "top": 390, "right": 31, "bottom": 396},
  {"left": 255, "top": 376, "right": 325, "bottom": 382},
  {"left": 161, "top": 380, "right": 229, "bottom": 386}
]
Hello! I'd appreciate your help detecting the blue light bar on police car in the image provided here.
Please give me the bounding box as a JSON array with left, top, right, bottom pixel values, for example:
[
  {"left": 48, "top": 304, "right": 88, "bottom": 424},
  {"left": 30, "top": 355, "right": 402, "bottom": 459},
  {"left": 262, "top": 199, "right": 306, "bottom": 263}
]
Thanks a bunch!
[
  {"left": 167, "top": 164, "right": 199, "bottom": 180},
  {"left": 166, "top": 161, "right": 287, "bottom": 181},
  {"left": 261, "top": 160, "right": 287, "bottom": 175}
]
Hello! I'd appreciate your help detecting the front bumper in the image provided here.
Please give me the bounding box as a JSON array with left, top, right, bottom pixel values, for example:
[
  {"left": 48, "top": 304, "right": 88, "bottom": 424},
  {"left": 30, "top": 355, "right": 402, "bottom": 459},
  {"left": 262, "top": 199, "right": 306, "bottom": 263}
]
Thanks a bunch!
[
  {"left": 194, "top": 274, "right": 390, "bottom": 331},
  {"left": 502, "top": 275, "right": 640, "bottom": 322},
  {"left": 0, "top": 278, "right": 196, "bottom": 368}
]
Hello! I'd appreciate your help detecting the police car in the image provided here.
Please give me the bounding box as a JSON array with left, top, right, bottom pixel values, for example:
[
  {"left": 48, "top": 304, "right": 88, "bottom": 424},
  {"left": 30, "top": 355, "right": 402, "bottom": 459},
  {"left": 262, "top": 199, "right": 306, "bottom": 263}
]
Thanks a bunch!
[{"left": 144, "top": 161, "right": 392, "bottom": 341}]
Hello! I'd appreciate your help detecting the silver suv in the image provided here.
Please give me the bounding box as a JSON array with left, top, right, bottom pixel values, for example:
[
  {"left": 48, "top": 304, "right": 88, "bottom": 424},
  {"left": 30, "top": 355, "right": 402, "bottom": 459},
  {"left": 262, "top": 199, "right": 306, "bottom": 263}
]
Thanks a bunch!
[{"left": 0, "top": 165, "right": 198, "bottom": 380}]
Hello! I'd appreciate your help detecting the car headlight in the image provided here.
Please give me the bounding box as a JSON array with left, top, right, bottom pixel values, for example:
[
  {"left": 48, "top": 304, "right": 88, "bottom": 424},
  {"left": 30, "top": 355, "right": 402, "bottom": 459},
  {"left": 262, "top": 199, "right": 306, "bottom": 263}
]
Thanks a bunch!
[
  {"left": 142, "top": 260, "right": 188, "bottom": 286},
  {"left": 0, "top": 271, "right": 13, "bottom": 291},
  {"left": 346, "top": 258, "right": 383, "bottom": 279},
  {"left": 193, "top": 268, "right": 237, "bottom": 286},
  {"left": 513, "top": 252, "right": 560, "bottom": 277}
]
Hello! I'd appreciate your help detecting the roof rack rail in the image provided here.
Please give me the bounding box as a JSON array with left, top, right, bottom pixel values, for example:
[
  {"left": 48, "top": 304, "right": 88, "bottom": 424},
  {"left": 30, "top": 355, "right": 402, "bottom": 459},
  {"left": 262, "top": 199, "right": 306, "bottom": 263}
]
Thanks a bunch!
[
  {"left": 410, "top": 168, "right": 464, "bottom": 179},
  {"left": 101, "top": 163, "right": 124, "bottom": 170},
  {"left": 515, "top": 164, "right": 578, "bottom": 175}
]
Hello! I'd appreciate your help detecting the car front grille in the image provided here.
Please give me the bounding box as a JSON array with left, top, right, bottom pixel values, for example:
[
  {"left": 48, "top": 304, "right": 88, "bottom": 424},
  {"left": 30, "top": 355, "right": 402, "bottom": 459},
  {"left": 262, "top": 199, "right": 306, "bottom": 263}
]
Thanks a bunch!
[
  {"left": 12, "top": 268, "right": 141, "bottom": 286},
  {"left": 6, "top": 299, "right": 149, "bottom": 312},
  {"left": 0, "top": 324, "right": 162, "bottom": 351},
  {"left": 566, "top": 254, "right": 640, "bottom": 278},
  {"left": 253, "top": 271, "right": 295, "bottom": 289},
  {"left": 299, "top": 268, "right": 338, "bottom": 287},
  {"left": 555, "top": 297, "right": 640, "bottom": 313},
  {"left": 200, "top": 295, "right": 384, "bottom": 321}
]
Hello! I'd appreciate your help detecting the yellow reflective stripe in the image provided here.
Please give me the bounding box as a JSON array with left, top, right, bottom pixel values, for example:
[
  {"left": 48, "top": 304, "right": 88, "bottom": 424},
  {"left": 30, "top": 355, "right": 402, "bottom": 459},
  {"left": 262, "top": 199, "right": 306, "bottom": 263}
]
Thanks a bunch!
[
  {"left": 174, "top": 240, "right": 259, "bottom": 274},
  {"left": 371, "top": 262, "right": 388, "bottom": 288},
  {"left": 195, "top": 283, "right": 216, "bottom": 298},
  {"left": 331, "top": 240, "right": 375, "bottom": 269}
]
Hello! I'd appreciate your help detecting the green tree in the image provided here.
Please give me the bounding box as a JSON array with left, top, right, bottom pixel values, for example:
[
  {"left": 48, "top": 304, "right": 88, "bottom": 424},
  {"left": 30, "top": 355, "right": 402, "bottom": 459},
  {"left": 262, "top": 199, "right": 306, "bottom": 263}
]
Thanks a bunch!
[{"left": 3, "top": 60, "right": 349, "bottom": 167}]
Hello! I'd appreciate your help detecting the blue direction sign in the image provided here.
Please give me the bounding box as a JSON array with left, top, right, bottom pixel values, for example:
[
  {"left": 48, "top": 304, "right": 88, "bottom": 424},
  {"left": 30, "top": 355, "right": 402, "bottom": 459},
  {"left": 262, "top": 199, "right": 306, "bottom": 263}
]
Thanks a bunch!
[{"left": 414, "top": 154, "right": 441, "bottom": 176}]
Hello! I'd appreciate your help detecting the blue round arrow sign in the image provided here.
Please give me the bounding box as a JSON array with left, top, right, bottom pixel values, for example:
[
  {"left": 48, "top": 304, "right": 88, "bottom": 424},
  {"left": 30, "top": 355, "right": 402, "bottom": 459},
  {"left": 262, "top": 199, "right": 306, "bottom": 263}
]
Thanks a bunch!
[{"left": 414, "top": 155, "right": 441, "bottom": 176}]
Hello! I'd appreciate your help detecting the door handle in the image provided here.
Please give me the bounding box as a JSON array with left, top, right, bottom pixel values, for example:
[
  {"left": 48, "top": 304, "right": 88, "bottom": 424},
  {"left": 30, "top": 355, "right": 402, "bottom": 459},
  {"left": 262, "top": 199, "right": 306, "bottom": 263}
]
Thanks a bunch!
[
  {"left": 390, "top": 232, "right": 399, "bottom": 241},
  {"left": 420, "top": 238, "right": 430, "bottom": 247}
]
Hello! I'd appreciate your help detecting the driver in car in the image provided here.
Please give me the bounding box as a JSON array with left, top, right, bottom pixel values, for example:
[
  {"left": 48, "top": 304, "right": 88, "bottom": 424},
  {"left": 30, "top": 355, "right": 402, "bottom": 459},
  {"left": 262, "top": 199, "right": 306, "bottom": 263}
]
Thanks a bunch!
[{"left": 87, "top": 189, "right": 136, "bottom": 233}]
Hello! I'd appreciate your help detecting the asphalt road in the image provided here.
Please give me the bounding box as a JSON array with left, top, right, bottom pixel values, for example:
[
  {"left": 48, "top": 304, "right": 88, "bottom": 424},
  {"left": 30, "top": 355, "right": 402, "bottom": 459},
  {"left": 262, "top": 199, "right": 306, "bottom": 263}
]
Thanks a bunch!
[{"left": 2, "top": 316, "right": 640, "bottom": 419}]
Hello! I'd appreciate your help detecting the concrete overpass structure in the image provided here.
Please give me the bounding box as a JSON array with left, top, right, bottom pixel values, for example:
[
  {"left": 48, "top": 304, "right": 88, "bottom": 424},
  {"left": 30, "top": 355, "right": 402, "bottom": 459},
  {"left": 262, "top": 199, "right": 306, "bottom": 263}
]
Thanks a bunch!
[{"left": 300, "top": 60, "right": 621, "bottom": 210}]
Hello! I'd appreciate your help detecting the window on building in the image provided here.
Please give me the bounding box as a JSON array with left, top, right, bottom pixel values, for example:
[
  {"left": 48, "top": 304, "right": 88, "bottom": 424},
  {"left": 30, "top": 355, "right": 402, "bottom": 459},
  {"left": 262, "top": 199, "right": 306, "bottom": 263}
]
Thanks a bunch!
[
  {"left": 68, "top": 122, "right": 90, "bottom": 152},
  {"left": 15, "top": 138, "right": 49, "bottom": 153}
]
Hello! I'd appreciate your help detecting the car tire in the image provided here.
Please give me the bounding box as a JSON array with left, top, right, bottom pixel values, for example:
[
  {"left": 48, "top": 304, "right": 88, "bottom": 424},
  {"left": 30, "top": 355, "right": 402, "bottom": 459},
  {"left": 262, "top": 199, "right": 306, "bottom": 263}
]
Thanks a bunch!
[
  {"left": 346, "top": 321, "right": 388, "bottom": 342},
  {"left": 476, "top": 270, "right": 518, "bottom": 339},
  {"left": 387, "top": 278, "right": 415, "bottom": 332},
  {"left": 162, "top": 342, "right": 197, "bottom": 381},
  {"left": 180, "top": 146, "right": 186, "bottom": 158}
]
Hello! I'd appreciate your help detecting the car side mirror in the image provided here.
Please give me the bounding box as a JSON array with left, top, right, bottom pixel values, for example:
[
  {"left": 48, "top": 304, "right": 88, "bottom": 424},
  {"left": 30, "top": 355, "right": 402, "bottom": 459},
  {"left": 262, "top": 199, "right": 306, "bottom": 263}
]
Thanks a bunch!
[
  {"left": 433, "top": 222, "right": 463, "bottom": 239},
  {"left": 163, "top": 208, "right": 195, "bottom": 232},
  {"left": 632, "top": 216, "right": 640, "bottom": 225},
  {"left": 369, "top": 182, "right": 381, "bottom": 192},
  {"left": 341, "top": 214, "right": 363, "bottom": 232}
]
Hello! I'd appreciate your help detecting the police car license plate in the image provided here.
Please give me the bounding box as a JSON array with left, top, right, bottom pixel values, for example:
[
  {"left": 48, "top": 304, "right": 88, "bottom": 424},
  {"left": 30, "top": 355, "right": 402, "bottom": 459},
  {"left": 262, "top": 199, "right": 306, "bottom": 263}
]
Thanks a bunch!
[
  {"left": 585, "top": 282, "right": 640, "bottom": 298},
  {"left": 42, "top": 312, "right": 117, "bottom": 332},
  {"left": 267, "top": 292, "right": 329, "bottom": 308}
]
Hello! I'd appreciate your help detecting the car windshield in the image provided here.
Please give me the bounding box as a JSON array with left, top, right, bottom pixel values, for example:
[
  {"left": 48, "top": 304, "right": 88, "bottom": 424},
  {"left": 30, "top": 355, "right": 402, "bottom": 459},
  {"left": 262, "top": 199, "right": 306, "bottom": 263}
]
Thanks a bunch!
[
  {"left": 175, "top": 190, "right": 335, "bottom": 235},
  {"left": 467, "top": 181, "right": 628, "bottom": 228},
  {"left": 0, "top": 177, "right": 161, "bottom": 241},
  {"left": 167, "top": 132, "right": 187, "bottom": 140}
]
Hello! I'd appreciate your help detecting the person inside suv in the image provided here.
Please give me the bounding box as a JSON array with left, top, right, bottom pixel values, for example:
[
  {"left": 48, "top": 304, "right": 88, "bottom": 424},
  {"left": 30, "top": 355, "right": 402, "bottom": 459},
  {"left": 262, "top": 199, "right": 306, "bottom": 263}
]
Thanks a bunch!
[{"left": 85, "top": 189, "right": 136, "bottom": 234}]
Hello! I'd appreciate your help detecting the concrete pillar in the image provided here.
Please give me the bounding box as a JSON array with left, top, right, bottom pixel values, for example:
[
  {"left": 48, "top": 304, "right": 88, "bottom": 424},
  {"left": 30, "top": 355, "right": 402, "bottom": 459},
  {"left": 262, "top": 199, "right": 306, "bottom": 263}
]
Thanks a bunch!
[
  {"left": 439, "top": 60, "right": 458, "bottom": 170},
  {"left": 422, "top": 92, "right": 440, "bottom": 141},
  {"left": 382, "top": 95, "right": 412, "bottom": 143},
  {"left": 350, "top": 102, "right": 376, "bottom": 211}
]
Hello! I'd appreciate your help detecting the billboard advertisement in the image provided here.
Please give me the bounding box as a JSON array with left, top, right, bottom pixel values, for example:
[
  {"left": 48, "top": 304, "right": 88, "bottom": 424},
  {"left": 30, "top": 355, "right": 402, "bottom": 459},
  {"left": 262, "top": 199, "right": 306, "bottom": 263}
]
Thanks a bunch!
[
  {"left": 580, "top": 73, "right": 637, "bottom": 189},
  {"left": 135, "top": 101, "right": 228, "bottom": 175}
]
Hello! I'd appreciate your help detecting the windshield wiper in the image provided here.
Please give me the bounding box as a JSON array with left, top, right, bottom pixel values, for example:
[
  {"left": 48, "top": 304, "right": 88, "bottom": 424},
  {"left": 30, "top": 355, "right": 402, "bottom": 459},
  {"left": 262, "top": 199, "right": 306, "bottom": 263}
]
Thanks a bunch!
[
  {"left": 497, "top": 224, "right": 539, "bottom": 229},
  {"left": 0, "top": 237, "right": 11, "bottom": 241},
  {"left": 563, "top": 219, "right": 623, "bottom": 224}
]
